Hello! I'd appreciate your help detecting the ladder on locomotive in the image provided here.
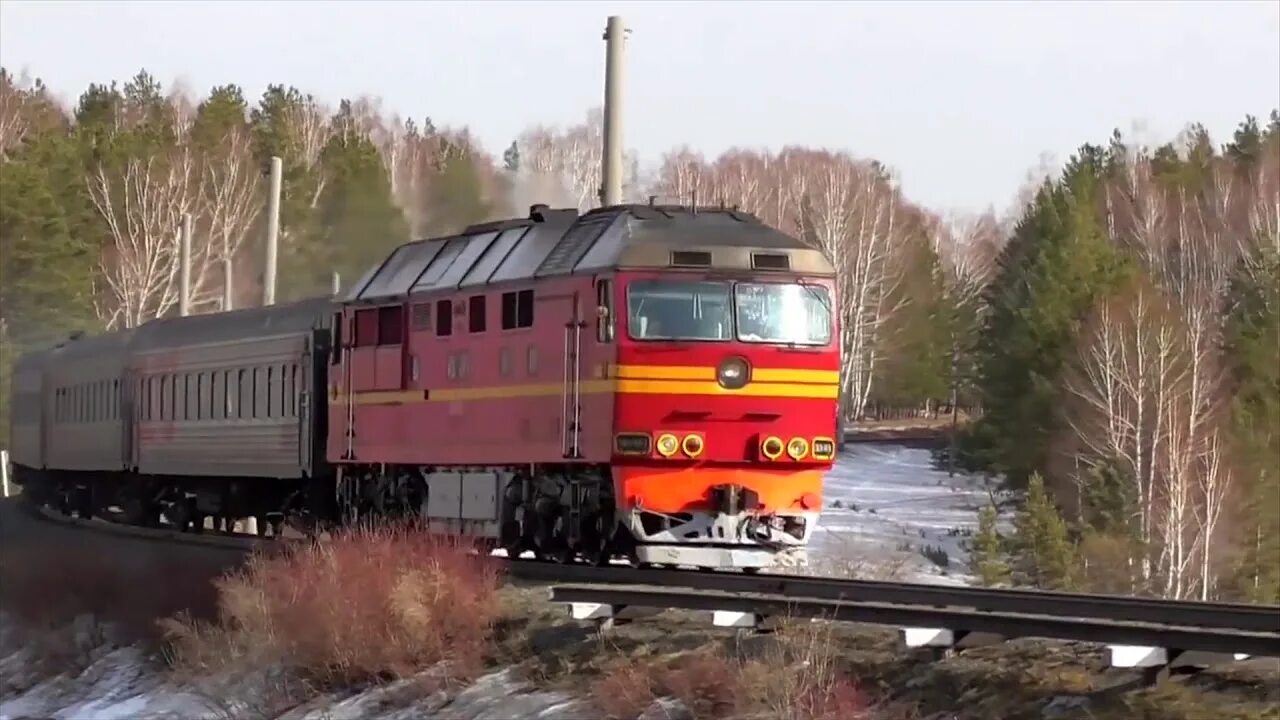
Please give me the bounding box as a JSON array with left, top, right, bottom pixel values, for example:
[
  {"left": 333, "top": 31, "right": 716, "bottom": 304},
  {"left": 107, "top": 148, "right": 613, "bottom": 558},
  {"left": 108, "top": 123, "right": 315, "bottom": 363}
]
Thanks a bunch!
[{"left": 561, "top": 292, "right": 586, "bottom": 459}]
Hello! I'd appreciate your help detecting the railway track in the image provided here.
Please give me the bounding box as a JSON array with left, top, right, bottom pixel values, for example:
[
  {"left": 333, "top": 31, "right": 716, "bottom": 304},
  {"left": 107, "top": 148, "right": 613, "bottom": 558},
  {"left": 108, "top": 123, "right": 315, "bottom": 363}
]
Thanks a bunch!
[
  {"left": 548, "top": 585, "right": 1280, "bottom": 658},
  {"left": 21, "top": 494, "right": 1280, "bottom": 643}
]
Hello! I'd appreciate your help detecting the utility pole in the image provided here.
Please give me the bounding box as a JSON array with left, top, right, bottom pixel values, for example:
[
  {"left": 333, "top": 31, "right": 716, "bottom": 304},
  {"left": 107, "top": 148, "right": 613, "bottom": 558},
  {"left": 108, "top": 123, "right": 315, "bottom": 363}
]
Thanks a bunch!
[
  {"left": 223, "top": 257, "right": 234, "bottom": 311},
  {"left": 599, "top": 15, "right": 626, "bottom": 207},
  {"left": 179, "top": 213, "right": 193, "bottom": 317},
  {"left": 262, "top": 155, "right": 282, "bottom": 306},
  {"left": 331, "top": 271, "right": 341, "bottom": 297}
]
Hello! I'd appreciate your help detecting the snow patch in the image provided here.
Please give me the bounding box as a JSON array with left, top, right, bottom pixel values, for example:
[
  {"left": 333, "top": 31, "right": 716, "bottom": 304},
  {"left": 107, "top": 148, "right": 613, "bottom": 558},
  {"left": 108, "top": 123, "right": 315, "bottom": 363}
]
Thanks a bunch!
[{"left": 810, "top": 443, "right": 1013, "bottom": 585}]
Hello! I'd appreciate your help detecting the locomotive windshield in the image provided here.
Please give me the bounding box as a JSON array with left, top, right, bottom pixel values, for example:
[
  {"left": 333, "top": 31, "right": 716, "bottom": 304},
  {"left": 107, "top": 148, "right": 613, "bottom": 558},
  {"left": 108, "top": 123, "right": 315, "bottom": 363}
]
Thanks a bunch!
[
  {"left": 626, "top": 279, "right": 832, "bottom": 345},
  {"left": 735, "top": 282, "right": 832, "bottom": 345},
  {"left": 627, "top": 280, "right": 733, "bottom": 341}
]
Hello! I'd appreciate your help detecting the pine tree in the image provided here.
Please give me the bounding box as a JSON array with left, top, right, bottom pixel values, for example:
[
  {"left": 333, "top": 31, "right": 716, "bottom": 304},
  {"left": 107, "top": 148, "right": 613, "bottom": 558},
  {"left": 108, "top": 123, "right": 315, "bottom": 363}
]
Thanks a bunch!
[
  {"left": 871, "top": 227, "right": 951, "bottom": 410},
  {"left": 971, "top": 504, "right": 1011, "bottom": 587},
  {"left": 423, "top": 143, "right": 491, "bottom": 235},
  {"left": 1224, "top": 246, "right": 1280, "bottom": 603},
  {"left": 962, "top": 145, "right": 1131, "bottom": 486},
  {"left": 1012, "top": 473, "right": 1078, "bottom": 590},
  {"left": 292, "top": 111, "right": 408, "bottom": 299}
]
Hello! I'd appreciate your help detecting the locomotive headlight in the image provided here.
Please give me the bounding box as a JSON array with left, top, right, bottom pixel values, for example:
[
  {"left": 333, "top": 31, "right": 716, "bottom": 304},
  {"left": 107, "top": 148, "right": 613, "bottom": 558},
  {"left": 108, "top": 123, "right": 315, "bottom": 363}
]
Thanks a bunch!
[
  {"left": 786, "top": 437, "right": 809, "bottom": 460},
  {"left": 760, "top": 436, "right": 784, "bottom": 460},
  {"left": 811, "top": 437, "right": 836, "bottom": 460},
  {"left": 655, "top": 433, "right": 680, "bottom": 457},
  {"left": 717, "top": 356, "right": 750, "bottom": 390},
  {"left": 682, "top": 433, "right": 705, "bottom": 458}
]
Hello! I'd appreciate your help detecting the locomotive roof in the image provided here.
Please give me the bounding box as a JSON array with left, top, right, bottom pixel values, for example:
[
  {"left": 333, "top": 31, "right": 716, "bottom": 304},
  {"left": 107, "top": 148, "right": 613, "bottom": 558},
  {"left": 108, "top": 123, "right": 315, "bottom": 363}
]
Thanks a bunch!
[
  {"left": 129, "top": 297, "right": 334, "bottom": 353},
  {"left": 346, "top": 204, "right": 835, "bottom": 303}
]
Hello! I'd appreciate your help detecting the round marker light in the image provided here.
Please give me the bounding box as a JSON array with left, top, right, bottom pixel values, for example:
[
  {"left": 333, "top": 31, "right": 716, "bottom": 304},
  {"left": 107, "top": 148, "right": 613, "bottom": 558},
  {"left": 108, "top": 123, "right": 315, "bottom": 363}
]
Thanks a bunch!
[
  {"left": 787, "top": 437, "right": 809, "bottom": 460},
  {"left": 761, "top": 436, "right": 784, "bottom": 460},
  {"left": 717, "top": 356, "right": 750, "bottom": 390},
  {"left": 655, "top": 433, "right": 680, "bottom": 457},
  {"left": 682, "top": 433, "right": 705, "bottom": 457}
]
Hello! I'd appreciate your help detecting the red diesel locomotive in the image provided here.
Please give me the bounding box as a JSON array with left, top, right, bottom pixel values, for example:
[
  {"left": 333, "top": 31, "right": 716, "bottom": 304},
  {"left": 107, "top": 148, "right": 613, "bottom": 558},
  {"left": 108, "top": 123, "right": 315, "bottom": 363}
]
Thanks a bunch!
[
  {"left": 330, "top": 203, "right": 840, "bottom": 569},
  {"left": 8, "top": 203, "right": 840, "bottom": 572}
]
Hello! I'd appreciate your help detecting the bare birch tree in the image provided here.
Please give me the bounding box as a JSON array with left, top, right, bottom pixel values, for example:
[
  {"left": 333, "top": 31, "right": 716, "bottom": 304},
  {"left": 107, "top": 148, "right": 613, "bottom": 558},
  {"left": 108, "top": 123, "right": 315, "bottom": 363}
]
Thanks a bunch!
[
  {"left": 89, "top": 147, "right": 199, "bottom": 328},
  {"left": 195, "top": 126, "right": 262, "bottom": 310}
]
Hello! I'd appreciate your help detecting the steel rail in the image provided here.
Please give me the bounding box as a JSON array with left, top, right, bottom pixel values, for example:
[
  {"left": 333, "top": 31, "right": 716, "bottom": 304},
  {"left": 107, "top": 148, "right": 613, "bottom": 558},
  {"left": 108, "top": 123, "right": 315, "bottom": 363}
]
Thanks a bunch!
[
  {"left": 27, "top": 498, "right": 1280, "bottom": 636},
  {"left": 548, "top": 585, "right": 1280, "bottom": 659},
  {"left": 509, "top": 563, "right": 1280, "bottom": 634}
]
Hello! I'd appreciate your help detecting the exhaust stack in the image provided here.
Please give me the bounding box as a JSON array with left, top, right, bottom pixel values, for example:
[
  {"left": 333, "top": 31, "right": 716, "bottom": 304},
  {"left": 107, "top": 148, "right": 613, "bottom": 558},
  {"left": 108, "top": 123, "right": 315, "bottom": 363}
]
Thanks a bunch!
[{"left": 599, "top": 15, "right": 626, "bottom": 207}]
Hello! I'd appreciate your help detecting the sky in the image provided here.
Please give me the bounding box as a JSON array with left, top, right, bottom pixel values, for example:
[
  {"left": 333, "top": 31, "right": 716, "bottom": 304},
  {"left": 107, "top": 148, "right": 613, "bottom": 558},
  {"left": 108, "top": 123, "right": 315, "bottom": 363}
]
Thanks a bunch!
[{"left": 1, "top": 0, "right": 1277, "bottom": 215}]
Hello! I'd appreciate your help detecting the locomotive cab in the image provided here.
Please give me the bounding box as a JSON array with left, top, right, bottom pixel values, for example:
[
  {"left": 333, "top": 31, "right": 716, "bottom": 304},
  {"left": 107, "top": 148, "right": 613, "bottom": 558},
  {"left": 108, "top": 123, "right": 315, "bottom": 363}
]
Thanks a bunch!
[{"left": 604, "top": 233, "right": 840, "bottom": 571}]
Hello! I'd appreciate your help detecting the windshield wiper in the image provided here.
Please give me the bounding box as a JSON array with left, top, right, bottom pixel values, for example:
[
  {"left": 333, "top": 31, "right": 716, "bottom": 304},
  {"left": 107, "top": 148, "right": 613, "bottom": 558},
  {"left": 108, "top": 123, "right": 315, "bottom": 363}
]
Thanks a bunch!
[{"left": 797, "top": 279, "right": 832, "bottom": 315}]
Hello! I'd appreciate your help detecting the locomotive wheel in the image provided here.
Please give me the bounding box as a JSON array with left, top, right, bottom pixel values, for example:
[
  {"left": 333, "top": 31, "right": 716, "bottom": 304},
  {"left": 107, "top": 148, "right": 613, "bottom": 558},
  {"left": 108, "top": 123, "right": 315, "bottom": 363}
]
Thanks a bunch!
[
  {"left": 123, "top": 490, "right": 161, "bottom": 528},
  {"left": 579, "top": 515, "right": 612, "bottom": 567},
  {"left": 74, "top": 485, "right": 95, "bottom": 520},
  {"left": 549, "top": 542, "right": 575, "bottom": 564},
  {"left": 500, "top": 519, "right": 526, "bottom": 559}
]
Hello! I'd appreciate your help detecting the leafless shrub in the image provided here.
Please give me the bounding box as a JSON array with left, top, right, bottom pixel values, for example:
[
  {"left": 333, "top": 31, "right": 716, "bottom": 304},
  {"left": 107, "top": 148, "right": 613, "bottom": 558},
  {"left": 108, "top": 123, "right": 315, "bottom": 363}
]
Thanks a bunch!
[
  {"left": 161, "top": 524, "right": 502, "bottom": 689},
  {"left": 589, "top": 618, "right": 902, "bottom": 720}
]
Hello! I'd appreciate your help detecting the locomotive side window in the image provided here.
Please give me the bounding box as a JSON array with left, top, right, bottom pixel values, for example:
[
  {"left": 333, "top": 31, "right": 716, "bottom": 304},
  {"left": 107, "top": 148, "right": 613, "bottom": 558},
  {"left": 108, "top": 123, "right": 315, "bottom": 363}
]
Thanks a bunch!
[
  {"left": 501, "top": 290, "right": 535, "bottom": 330},
  {"left": 436, "top": 300, "right": 453, "bottom": 337},
  {"left": 596, "top": 279, "right": 614, "bottom": 343},
  {"left": 354, "top": 309, "right": 379, "bottom": 347},
  {"left": 468, "top": 295, "right": 486, "bottom": 333},
  {"left": 377, "top": 305, "right": 403, "bottom": 345}
]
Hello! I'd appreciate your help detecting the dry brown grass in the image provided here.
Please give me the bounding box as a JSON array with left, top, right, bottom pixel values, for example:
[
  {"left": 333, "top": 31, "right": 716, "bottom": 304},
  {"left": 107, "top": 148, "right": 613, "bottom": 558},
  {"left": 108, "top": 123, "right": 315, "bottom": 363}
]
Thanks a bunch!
[
  {"left": 589, "top": 620, "right": 905, "bottom": 720},
  {"left": 160, "top": 524, "right": 503, "bottom": 690}
]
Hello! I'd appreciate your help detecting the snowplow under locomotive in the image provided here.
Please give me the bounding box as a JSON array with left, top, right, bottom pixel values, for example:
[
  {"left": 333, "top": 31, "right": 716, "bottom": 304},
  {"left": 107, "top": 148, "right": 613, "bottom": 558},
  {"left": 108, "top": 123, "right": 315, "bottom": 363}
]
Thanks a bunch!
[{"left": 7, "top": 203, "right": 841, "bottom": 571}]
